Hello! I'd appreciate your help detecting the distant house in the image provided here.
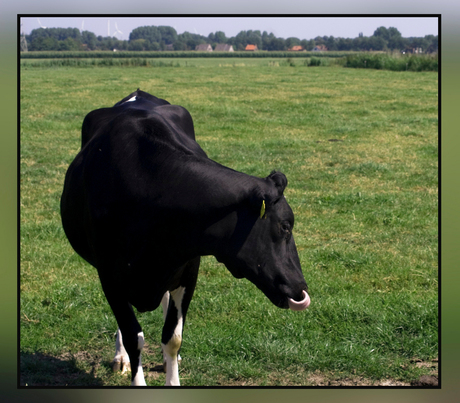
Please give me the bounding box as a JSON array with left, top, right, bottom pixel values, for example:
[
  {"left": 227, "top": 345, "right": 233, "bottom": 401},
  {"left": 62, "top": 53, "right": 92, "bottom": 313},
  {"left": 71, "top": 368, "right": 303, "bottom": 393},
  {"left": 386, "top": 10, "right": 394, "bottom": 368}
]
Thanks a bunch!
[
  {"left": 195, "top": 44, "right": 213, "bottom": 52},
  {"left": 215, "top": 44, "right": 234, "bottom": 52},
  {"left": 245, "top": 44, "right": 258, "bottom": 51},
  {"left": 289, "top": 46, "right": 304, "bottom": 51},
  {"left": 313, "top": 45, "right": 327, "bottom": 52}
]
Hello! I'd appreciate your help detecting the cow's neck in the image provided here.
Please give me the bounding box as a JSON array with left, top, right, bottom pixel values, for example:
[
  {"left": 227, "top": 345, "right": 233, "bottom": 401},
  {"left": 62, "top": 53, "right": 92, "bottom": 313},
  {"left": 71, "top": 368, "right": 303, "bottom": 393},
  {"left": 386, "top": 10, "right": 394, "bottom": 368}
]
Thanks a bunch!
[{"left": 183, "top": 159, "right": 265, "bottom": 257}]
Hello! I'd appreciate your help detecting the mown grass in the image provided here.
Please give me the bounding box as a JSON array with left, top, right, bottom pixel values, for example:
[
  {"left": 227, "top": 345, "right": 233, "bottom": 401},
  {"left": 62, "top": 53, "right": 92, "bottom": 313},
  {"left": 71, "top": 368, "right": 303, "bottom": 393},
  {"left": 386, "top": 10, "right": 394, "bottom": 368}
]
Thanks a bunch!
[{"left": 20, "top": 58, "right": 438, "bottom": 386}]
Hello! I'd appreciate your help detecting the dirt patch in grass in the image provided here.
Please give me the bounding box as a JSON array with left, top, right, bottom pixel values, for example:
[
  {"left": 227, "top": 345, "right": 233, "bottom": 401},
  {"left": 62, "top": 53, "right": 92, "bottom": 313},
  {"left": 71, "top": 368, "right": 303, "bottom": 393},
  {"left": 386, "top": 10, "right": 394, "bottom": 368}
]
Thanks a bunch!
[
  {"left": 222, "top": 360, "right": 438, "bottom": 387},
  {"left": 20, "top": 351, "right": 438, "bottom": 387}
]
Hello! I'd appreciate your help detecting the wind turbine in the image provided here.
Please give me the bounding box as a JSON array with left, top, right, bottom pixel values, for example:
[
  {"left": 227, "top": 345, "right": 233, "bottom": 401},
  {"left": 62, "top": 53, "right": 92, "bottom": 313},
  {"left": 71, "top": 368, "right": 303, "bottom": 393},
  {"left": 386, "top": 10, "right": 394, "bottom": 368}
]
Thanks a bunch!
[
  {"left": 81, "top": 19, "right": 85, "bottom": 33},
  {"left": 37, "top": 18, "right": 47, "bottom": 29},
  {"left": 113, "top": 22, "right": 123, "bottom": 39},
  {"left": 20, "top": 22, "right": 28, "bottom": 52}
]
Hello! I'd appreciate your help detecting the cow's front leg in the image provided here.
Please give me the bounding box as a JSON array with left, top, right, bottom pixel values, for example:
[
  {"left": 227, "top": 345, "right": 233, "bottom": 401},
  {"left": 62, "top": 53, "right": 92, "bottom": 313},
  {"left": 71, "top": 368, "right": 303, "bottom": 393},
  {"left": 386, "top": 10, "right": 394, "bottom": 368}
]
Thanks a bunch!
[
  {"left": 161, "top": 257, "right": 199, "bottom": 386},
  {"left": 162, "top": 287, "right": 185, "bottom": 386}
]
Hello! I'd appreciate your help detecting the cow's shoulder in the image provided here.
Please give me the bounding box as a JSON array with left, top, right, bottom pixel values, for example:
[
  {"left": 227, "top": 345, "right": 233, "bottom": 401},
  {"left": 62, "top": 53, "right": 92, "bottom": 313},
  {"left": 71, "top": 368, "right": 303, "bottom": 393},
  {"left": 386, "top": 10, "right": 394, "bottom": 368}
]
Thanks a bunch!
[{"left": 81, "top": 91, "right": 206, "bottom": 158}]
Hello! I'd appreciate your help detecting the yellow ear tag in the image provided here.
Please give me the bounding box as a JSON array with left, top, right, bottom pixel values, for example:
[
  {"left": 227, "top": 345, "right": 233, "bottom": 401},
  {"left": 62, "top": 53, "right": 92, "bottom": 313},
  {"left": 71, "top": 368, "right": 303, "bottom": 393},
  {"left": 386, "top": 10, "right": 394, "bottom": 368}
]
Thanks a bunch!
[{"left": 260, "top": 200, "right": 266, "bottom": 219}]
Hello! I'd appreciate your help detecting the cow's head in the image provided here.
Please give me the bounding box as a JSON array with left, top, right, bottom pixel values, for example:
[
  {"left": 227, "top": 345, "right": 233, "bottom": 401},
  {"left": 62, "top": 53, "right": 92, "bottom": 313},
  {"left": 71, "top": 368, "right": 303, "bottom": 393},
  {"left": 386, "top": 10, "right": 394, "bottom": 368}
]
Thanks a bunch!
[{"left": 211, "top": 171, "right": 310, "bottom": 311}]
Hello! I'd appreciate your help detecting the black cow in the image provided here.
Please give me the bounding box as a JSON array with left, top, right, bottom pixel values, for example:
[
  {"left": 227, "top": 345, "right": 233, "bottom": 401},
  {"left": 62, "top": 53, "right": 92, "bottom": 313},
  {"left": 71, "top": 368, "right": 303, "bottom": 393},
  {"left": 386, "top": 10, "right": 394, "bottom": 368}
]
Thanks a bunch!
[{"left": 61, "top": 89, "right": 310, "bottom": 386}]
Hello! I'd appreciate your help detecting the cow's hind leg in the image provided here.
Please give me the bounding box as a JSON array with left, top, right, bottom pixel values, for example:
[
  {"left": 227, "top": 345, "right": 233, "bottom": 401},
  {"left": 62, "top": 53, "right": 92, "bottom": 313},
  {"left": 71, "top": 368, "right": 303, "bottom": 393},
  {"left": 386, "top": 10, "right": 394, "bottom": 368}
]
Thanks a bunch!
[
  {"left": 112, "top": 327, "right": 131, "bottom": 373},
  {"left": 100, "top": 275, "right": 147, "bottom": 386},
  {"left": 162, "top": 257, "right": 199, "bottom": 386}
]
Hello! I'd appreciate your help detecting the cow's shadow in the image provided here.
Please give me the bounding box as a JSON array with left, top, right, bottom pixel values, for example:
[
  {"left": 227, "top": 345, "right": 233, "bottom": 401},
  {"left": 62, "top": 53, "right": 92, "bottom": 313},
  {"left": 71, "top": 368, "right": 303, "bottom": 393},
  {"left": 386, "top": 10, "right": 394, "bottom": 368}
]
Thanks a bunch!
[{"left": 20, "top": 351, "right": 106, "bottom": 387}]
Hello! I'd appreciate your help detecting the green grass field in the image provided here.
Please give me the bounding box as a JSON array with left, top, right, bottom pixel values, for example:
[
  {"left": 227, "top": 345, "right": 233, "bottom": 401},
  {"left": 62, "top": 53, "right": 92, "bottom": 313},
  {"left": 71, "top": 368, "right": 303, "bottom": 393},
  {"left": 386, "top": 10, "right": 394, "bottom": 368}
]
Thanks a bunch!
[{"left": 20, "top": 58, "right": 438, "bottom": 386}]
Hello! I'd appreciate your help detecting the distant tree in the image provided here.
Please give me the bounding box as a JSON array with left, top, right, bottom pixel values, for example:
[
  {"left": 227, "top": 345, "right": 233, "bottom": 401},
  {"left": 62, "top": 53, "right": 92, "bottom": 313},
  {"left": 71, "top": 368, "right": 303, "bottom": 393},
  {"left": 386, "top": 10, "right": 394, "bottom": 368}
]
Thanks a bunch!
[
  {"left": 424, "top": 35, "right": 438, "bottom": 53},
  {"left": 336, "top": 37, "right": 353, "bottom": 51},
  {"left": 29, "top": 36, "right": 58, "bottom": 51},
  {"left": 409, "top": 37, "right": 427, "bottom": 49},
  {"left": 177, "top": 31, "right": 206, "bottom": 50},
  {"left": 27, "top": 27, "right": 84, "bottom": 50},
  {"left": 81, "top": 31, "right": 97, "bottom": 50},
  {"left": 285, "top": 37, "right": 301, "bottom": 48},
  {"left": 368, "top": 35, "right": 386, "bottom": 51},
  {"left": 325, "top": 36, "right": 337, "bottom": 51},
  {"left": 208, "top": 31, "right": 227, "bottom": 44},
  {"left": 150, "top": 41, "right": 160, "bottom": 51},
  {"left": 373, "top": 26, "right": 389, "bottom": 40},
  {"left": 261, "top": 31, "right": 275, "bottom": 50},
  {"left": 112, "top": 38, "right": 128, "bottom": 50},
  {"left": 129, "top": 39, "right": 146, "bottom": 51},
  {"left": 314, "top": 36, "right": 325, "bottom": 46},
  {"left": 387, "top": 27, "right": 402, "bottom": 39},
  {"left": 373, "top": 26, "right": 403, "bottom": 50},
  {"left": 173, "top": 40, "right": 187, "bottom": 51},
  {"left": 158, "top": 26, "right": 178, "bottom": 45},
  {"left": 352, "top": 36, "right": 371, "bottom": 51},
  {"left": 388, "top": 35, "right": 407, "bottom": 51},
  {"left": 247, "top": 30, "right": 262, "bottom": 49},
  {"left": 307, "top": 39, "right": 316, "bottom": 50},
  {"left": 266, "top": 37, "right": 286, "bottom": 51},
  {"left": 231, "top": 30, "right": 262, "bottom": 50},
  {"left": 215, "top": 31, "right": 227, "bottom": 43},
  {"left": 300, "top": 39, "right": 313, "bottom": 50},
  {"left": 58, "top": 37, "right": 80, "bottom": 51},
  {"left": 129, "top": 26, "right": 161, "bottom": 45}
]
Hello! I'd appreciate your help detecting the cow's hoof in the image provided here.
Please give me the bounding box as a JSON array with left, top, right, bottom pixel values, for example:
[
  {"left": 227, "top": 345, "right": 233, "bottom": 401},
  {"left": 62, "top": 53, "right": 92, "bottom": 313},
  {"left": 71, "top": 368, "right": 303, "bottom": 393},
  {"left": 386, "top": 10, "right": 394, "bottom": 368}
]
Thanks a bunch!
[
  {"left": 112, "top": 360, "right": 121, "bottom": 372},
  {"left": 112, "top": 360, "right": 131, "bottom": 373}
]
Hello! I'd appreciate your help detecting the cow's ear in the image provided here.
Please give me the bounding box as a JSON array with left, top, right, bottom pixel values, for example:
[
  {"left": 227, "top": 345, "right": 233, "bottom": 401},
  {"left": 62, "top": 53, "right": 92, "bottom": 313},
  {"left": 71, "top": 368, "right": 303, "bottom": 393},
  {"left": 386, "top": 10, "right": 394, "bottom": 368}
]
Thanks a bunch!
[
  {"left": 247, "top": 172, "right": 287, "bottom": 218},
  {"left": 266, "top": 171, "right": 287, "bottom": 197}
]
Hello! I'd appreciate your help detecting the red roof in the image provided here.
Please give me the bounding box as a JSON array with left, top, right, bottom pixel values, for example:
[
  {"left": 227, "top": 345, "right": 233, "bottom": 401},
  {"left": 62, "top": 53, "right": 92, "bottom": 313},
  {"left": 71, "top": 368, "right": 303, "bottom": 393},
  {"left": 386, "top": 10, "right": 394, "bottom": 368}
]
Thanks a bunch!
[{"left": 245, "top": 44, "right": 258, "bottom": 51}]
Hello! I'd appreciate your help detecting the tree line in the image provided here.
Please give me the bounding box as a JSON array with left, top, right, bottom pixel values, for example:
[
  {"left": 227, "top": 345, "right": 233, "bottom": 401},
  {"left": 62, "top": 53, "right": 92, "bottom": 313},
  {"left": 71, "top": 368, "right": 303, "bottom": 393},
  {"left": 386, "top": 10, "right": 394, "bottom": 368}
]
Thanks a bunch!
[{"left": 24, "top": 25, "right": 438, "bottom": 53}]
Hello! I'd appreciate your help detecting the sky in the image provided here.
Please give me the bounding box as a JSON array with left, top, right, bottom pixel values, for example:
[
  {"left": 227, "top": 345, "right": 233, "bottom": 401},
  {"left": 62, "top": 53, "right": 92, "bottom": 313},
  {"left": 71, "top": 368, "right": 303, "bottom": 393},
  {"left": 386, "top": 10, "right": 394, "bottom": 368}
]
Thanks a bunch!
[{"left": 20, "top": 16, "right": 439, "bottom": 41}]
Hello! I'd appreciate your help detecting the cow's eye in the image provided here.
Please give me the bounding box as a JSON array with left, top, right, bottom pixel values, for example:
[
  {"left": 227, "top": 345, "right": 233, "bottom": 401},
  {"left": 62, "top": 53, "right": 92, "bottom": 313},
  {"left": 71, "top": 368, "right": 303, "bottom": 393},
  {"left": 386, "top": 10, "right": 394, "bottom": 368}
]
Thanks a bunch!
[{"left": 280, "top": 222, "right": 291, "bottom": 240}]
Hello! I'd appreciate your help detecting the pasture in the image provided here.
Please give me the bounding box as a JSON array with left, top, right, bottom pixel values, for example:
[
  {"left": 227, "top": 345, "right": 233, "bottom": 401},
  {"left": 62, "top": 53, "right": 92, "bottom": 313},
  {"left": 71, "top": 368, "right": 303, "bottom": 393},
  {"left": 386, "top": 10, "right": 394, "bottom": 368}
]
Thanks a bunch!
[{"left": 20, "top": 58, "right": 438, "bottom": 386}]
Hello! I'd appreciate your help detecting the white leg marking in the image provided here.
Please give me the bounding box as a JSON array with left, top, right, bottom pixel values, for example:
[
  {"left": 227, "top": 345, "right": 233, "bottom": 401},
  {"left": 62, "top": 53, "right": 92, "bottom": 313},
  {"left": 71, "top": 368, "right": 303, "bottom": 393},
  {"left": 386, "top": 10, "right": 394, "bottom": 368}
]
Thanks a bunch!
[
  {"left": 161, "top": 291, "right": 181, "bottom": 370},
  {"left": 112, "top": 328, "right": 130, "bottom": 373},
  {"left": 161, "top": 291, "right": 170, "bottom": 321},
  {"left": 131, "top": 331, "right": 147, "bottom": 386},
  {"left": 162, "top": 286, "right": 185, "bottom": 386}
]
